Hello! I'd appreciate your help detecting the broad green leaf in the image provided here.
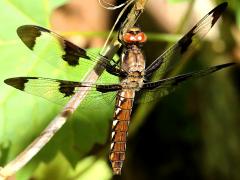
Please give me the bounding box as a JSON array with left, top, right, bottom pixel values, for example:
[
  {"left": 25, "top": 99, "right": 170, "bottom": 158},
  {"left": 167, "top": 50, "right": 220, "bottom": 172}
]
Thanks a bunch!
[
  {"left": 0, "top": 0, "right": 116, "bottom": 179},
  {"left": 33, "top": 153, "right": 112, "bottom": 180}
]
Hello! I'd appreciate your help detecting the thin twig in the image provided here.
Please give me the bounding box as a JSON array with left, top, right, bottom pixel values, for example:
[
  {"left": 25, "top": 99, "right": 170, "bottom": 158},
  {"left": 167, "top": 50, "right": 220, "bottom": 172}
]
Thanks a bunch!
[{"left": 0, "top": 0, "right": 148, "bottom": 179}]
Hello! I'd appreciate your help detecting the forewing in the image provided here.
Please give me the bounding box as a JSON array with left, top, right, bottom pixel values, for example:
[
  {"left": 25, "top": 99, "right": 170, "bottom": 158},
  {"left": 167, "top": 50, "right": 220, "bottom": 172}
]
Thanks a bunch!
[
  {"left": 4, "top": 77, "right": 121, "bottom": 107},
  {"left": 145, "top": 2, "right": 228, "bottom": 80},
  {"left": 137, "top": 62, "right": 235, "bottom": 103},
  {"left": 17, "top": 25, "right": 125, "bottom": 76}
]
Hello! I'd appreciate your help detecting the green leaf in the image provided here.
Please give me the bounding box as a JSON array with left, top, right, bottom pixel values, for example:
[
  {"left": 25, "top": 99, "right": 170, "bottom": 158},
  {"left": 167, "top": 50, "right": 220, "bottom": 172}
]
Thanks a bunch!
[
  {"left": 32, "top": 153, "right": 112, "bottom": 180},
  {"left": 0, "top": 0, "right": 115, "bottom": 179}
]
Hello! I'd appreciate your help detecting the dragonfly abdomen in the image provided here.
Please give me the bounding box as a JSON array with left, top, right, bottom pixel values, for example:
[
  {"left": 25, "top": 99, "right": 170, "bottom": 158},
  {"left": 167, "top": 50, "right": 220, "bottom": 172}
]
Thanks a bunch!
[{"left": 109, "top": 90, "right": 135, "bottom": 175}]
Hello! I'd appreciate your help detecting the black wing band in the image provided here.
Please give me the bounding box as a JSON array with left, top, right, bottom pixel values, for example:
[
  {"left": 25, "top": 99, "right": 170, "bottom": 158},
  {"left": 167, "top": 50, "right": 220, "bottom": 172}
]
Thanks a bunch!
[
  {"left": 142, "top": 62, "right": 235, "bottom": 90},
  {"left": 17, "top": 25, "right": 90, "bottom": 66},
  {"left": 17, "top": 25, "right": 127, "bottom": 77},
  {"left": 144, "top": 2, "right": 228, "bottom": 79},
  {"left": 4, "top": 77, "right": 122, "bottom": 105}
]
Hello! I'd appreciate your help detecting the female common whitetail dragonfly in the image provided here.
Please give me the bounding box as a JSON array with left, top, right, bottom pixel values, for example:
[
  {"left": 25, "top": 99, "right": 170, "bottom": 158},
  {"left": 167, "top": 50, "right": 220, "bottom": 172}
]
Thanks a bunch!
[{"left": 4, "top": 2, "right": 234, "bottom": 175}]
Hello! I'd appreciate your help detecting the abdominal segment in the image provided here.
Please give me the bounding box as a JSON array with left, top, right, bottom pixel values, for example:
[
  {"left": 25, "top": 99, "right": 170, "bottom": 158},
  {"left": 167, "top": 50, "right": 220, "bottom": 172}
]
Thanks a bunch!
[{"left": 109, "top": 90, "right": 135, "bottom": 175}]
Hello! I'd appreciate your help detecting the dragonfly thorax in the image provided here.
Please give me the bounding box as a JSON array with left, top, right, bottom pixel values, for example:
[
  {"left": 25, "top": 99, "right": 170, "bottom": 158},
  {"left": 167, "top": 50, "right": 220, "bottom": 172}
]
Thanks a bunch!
[
  {"left": 121, "top": 72, "right": 144, "bottom": 91},
  {"left": 121, "top": 45, "right": 145, "bottom": 73},
  {"left": 120, "top": 43, "right": 145, "bottom": 91}
]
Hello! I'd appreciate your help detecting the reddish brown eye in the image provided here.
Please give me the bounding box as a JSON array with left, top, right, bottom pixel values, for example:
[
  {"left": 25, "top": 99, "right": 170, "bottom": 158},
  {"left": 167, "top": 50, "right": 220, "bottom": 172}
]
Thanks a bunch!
[
  {"left": 122, "top": 33, "right": 136, "bottom": 43},
  {"left": 136, "top": 32, "right": 147, "bottom": 43}
]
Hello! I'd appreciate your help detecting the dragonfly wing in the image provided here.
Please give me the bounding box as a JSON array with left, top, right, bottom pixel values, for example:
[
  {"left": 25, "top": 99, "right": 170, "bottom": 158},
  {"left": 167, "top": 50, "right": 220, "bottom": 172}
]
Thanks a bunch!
[
  {"left": 17, "top": 25, "right": 126, "bottom": 77},
  {"left": 137, "top": 62, "right": 235, "bottom": 103},
  {"left": 4, "top": 77, "right": 121, "bottom": 107},
  {"left": 145, "top": 2, "right": 228, "bottom": 80}
]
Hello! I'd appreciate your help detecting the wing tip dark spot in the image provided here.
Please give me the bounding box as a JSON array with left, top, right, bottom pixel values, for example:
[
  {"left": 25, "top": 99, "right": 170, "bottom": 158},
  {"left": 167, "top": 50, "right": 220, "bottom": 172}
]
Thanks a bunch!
[
  {"left": 4, "top": 78, "right": 29, "bottom": 90},
  {"left": 178, "top": 2, "right": 228, "bottom": 55},
  {"left": 17, "top": 24, "right": 90, "bottom": 66},
  {"left": 211, "top": 2, "right": 228, "bottom": 26},
  {"left": 216, "top": 2, "right": 228, "bottom": 11},
  {"left": 17, "top": 25, "right": 51, "bottom": 51},
  {"left": 17, "top": 25, "right": 43, "bottom": 50}
]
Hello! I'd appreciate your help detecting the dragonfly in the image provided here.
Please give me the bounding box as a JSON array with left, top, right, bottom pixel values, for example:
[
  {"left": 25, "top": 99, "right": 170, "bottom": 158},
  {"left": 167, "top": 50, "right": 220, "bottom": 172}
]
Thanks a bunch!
[{"left": 4, "top": 2, "right": 234, "bottom": 175}]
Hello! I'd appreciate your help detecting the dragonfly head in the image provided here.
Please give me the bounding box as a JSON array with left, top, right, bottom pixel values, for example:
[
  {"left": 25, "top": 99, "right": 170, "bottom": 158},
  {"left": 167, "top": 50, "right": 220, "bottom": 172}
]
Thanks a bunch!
[{"left": 122, "top": 27, "right": 147, "bottom": 46}]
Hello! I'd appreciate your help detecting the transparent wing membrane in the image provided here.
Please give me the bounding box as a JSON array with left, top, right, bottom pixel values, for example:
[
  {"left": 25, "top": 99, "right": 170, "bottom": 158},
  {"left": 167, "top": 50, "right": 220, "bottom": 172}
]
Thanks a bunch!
[
  {"left": 4, "top": 77, "right": 120, "bottom": 107},
  {"left": 145, "top": 3, "right": 228, "bottom": 80},
  {"left": 137, "top": 62, "right": 235, "bottom": 103},
  {"left": 17, "top": 25, "right": 126, "bottom": 77}
]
